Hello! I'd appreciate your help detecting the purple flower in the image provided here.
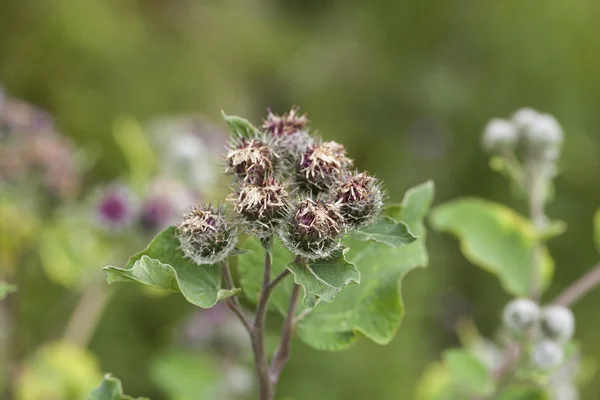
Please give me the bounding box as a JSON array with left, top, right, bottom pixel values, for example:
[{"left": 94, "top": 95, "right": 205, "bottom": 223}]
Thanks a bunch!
[{"left": 95, "top": 185, "right": 137, "bottom": 230}]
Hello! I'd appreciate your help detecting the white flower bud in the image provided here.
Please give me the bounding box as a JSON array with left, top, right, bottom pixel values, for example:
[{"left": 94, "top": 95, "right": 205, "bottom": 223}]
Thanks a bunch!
[
  {"left": 482, "top": 118, "right": 518, "bottom": 152},
  {"left": 524, "top": 113, "right": 564, "bottom": 148},
  {"left": 512, "top": 107, "right": 542, "bottom": 133},
  {"left": 552, "top": 383, "right": 579, "bottom": 400},
  {"left": 541, "top": 305, "right": 575, "bottom": 342},
  {"left": 502, "top": 298, "right": 540, "bottom": 333},
  {"left": 532, "top": 340, "right": 564, "bottom": 370}
]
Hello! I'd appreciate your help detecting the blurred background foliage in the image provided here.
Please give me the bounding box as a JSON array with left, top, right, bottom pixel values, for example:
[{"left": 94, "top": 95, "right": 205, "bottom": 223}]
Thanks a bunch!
[{"left": 1, "top": 0, "right": 600, "bottom": 398}]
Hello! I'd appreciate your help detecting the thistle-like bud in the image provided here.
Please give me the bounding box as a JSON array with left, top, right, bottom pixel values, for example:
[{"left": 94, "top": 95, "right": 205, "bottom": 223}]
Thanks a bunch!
[
  {"left": 502, "top": 298, "right": 540, "bottom": 333},
  {"left": 262, "top": 106, "right": 314, "bottom": 171},
  {"left": 227, "top": 177, "right": 289, "bottom": 237},
  {"left": 531, "top": 339, "right": 565, "bottom": 370},
  {"left": 333, "top": 171, "right": 383, "bottom": 228},
  {"left": 177, "top": 204, "right": 237, "bottom": 265},
  {"left": 297, "top": 141, "right": 353, "bottom": 194},
  {"left": 512, "top": 107, "right": 542, "bottom": 133},
  {"left": 525, "top": 113, "right": 563, "bottom": 149},
  {"left": 482, "top": 118, "right": 518, "bottom": 152},
  {"left": 540, "top": 305, "right": 575, "bottom": 343},
  {"left": 226, "top": 137, "right": 278, "bottom": 183},
  {"left": 95, "top": 184, "right": 138, "bottom": 231},
  {"left": 280, "top": 198, "right": 344, "bottom": 260}
]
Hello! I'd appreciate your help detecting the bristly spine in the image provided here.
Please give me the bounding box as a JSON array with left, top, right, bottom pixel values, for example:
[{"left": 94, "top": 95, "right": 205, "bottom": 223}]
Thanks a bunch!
[
  {"left": 297, "top": 140, "right": 353, "bottom": 196},
  {"left": 333, "top": 171, "right": 383, "bottom": 229}
]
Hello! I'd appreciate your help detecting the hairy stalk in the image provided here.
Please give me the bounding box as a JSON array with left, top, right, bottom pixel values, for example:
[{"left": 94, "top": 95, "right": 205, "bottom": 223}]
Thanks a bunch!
[
  {"left": 269, "top": 283, "right": 301, "bottom": 385},
  {"left": 63, "top": 280, "right": 112, "bottom": 347},
  {"left": 220, "top": 262, "right": 253, "bottom": 334},
  {"left": 553, "top": 264, "right": 600, "bottom": 307},
  {"left": 253, "top": 249, "right": 274, "bottom": 400}
]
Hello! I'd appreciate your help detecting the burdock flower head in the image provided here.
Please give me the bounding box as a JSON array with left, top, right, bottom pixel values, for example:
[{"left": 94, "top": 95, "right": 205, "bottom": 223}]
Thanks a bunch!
[
  {"left": 281, "top": 198, "right": 345, "bottom": 260},
  {"left": 262, "top": 106, "right": 314, "bottom": 170},
  {"left": 298, "top": 141, "right": 353, "bottom": 194},
  {"left": 226, "top": 136, "right": 278, "bottom": 183},
  {"left": 95, "top": 184, "right": 138, "bottom": 231},
  {"left": 177, "top": 204, "right": 237, "bottom": 265},
  {"left": 334, "top": 171, "right": 383, "bottom": 228},
  {"left": 228, "top": 176, "right": 289, "bottom": 237}
]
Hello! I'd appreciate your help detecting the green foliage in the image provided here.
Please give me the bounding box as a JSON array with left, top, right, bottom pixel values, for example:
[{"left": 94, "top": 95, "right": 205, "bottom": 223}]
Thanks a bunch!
[
  {"left": 287, "top": 249, "right": 360, "bottom": 308},
  {"left": 443, "top": 349, "right": 493, "bottom": 397},
  {"left": 104, "top": 226, "right": 239, "bottom": 308},
  {"left": 0, "top": 281, "right": 17, "bottom": 299},
  {"left": 430, "top": 198, "right": 554, "bottom": 296},
  {"left": 150, "top": 351, "right": 218, "bottom": 400},
  {"left": 17, "top": 342, "right": 103, "bottom": 400},
  {"left": 221, "top": 111, "right": 259, "bottom": 140},
  {"left": 88, "top": 374, "right": 146, "bottom": 400},
  {"left": 353, "top": 216, "right": 417, "bottom": 247}
]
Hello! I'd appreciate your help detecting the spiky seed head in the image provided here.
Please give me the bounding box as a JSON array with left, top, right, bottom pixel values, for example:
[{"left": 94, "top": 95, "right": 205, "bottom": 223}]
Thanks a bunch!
[
  {"left": 262, "top": 106, "right": 309, "bottom": 137},
  {"left": 280, "top": 198, "right": 344, "bottom": 260},
  {"left": 531, "top": 339, "right": 565, "bottom": 370},
  {"left": 540, "top": 305, "right": 575, "bottom": 343},
  {"left": 482, "top": 118, "right": 519, "bottom": 152},
  {"left": 227, "top": 177, "right": 289, "bottom": 237},
  {"left": 298, "top": 141, "right": 353, "bottom": 195},
  {"left": 334, "top": 171, "right": 383, "bottom": 228},
  {"left": 177, "top": 204, "right": 237, "bottom": 265},
  {"left": 262, "top": 106, "right": 314, "bottom": 173},
  {"left": 502, "top": 298, "right": 540, "bottom": 333},
  {"left": 226, "top": 137, "right": 278, "bottom": 183},
  {"left": 95, "top": 184, "right": 138, "bottom": 231}
]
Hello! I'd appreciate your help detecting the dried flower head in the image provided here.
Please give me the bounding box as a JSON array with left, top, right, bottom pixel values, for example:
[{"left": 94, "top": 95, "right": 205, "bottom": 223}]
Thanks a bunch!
[
  {"left": 177, "top": 204, "right": 237, "bottom": 265},
  {"left": 334, "top": 171, "right": 383, "bottom": 228},
  {"left": 280, "top": 198, "right": 345, "bottom": 260},
  {"left": 262, "top": 106, "right": 309, "bottom": 137},
  {"left": 95, "top": 185, "right": 138, "bottom": 231},
  {"left": 262, "top": 106, "right": 314, "bottom": 173},
  {"left": 226, "top": 137, "right": 278, "bottom": 183},
  {"left": 298, "top": 141, "right": 353, "bottom": 194},
  {"left": 227, "top": 177, "right": 289, "bottom": 237}
]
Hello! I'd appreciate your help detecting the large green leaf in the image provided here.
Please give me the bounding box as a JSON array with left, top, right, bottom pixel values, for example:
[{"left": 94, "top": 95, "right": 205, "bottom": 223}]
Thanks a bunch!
[
  {"left": 353, "top": 215, "right": 417, "bottom": 247},
  {"left": 88, "top": 374, "right": 146, "bottom": 400},
  {"left": 104, "top": 227, "right": 239, "bottom": 308},
  {"left": 221, "top": 111, "right": 259, "bottom": 140},
  {"left": 296, "top": 181, "right": 434, "bottom": 350},
  {"left": 287, "top": 249, "right": 360, "bottom": 308},
  {"left": 443, "top": 349, "right": 493, "bottom": 397},
  {"left": 594, "top": 208, "right": 600, "bottom": 254},
  {"left": 430, "top": 198, "right": 554, "bottom": 297}
]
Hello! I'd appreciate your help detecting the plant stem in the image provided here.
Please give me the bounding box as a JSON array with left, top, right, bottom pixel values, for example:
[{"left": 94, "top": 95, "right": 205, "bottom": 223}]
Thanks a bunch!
[
  {"left": 220, "top": 262, "right": 253, "bottom": 334},
  {"left": 63, "top": 280, "right": 112, "bottom": 347},
  {"left": 526, "top": 159, "right": 546, "bottom": 302},
  {"left": 253, "top": 249, "right": 274, "bottom": 400},
  {"left": 269, "top": 283, "right": 301, "bottom": 386},
  {"left": 553, "top": 263, "right": 600, "bottom": 307}
]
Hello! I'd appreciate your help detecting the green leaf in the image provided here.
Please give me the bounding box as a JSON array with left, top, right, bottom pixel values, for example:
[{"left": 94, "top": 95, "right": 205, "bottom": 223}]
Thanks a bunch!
[
  {"left": 430, "top": 198, "right": 554, "bottom": 296},
  {"left": 443, "top": 349, "right": 493, "bottom": 397},
  {"left": 352, "top": 216, "right": 418, "bottom": 247},
  {"left": 415, "top": 361, "right": 455, "bottom": 400},
  {"left": 88, "top": 374, "right": 146, "bottom": 400},
  {"left": 104, "top": 227, "right": 239, "bottom": 308},
  {"left": 287, "top": 249, "right": 360, "bottom": 308},
  {"left": 0, "top": 281, "right": 17, "bottom": 300},
  {"left": 594, "top": 209, "right": 600, "bottom": 254},
  {"left": 221, "top": 111, "right": 259, "bottom": 140},
  {"left": 150, "top": 351, "right": 219, "bottom": 400},
  {"left": 296, "top": 181, "right": 435, "bottom": 350},
  {"left": 497, "top": 385, "right": 549, "bottom": 400}
]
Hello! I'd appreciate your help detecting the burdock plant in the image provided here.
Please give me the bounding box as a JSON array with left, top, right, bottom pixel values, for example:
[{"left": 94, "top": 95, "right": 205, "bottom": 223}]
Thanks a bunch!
[{"left": 101, "top": 107, "right": 435, "bottom": 400}]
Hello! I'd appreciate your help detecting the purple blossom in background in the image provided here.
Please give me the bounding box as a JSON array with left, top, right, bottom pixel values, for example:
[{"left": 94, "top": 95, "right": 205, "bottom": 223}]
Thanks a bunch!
[
  {"left": 95, "top": 185, "right": 137, "bottom": 230},
  {"left": 140, "top": 177, "right": 198, "bottom": 233}
]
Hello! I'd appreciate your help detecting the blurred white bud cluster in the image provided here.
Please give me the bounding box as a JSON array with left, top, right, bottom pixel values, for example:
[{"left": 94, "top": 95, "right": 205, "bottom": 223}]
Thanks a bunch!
[
  {"left": 482, "top": 107, "right": 564, "bottom": 158},
  {"left": 502, "top": 299, "right": 575, "bottom": 372}
]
